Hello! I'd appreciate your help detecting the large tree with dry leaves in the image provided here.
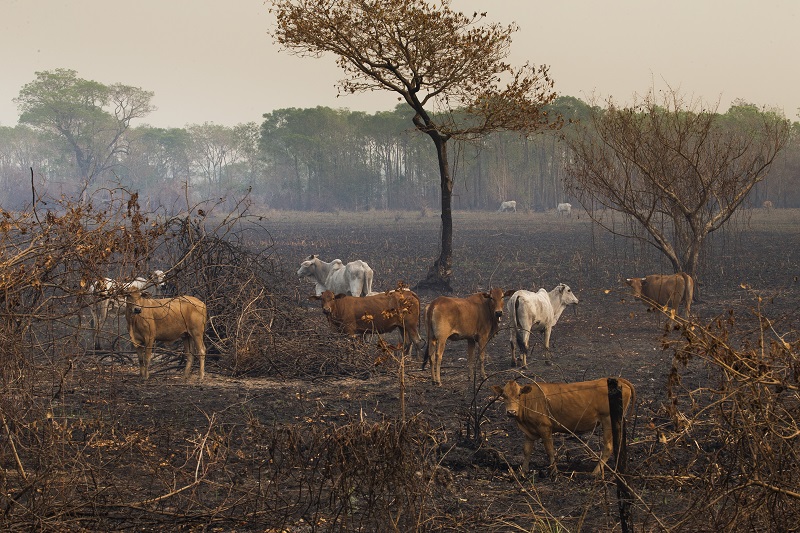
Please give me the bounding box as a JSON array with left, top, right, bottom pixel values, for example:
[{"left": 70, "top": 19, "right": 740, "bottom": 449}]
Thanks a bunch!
[
  {"left": 270, "top": 0, "right": 559, "bottom": 291},
  {"left": 565, "top": 91, "right": 790, "bottom": 278}
]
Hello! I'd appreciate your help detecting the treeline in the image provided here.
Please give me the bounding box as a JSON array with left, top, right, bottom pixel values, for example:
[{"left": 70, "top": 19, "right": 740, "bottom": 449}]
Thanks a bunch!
[{"left": 1, "top": 96, "right": 798, "bottom": 212}]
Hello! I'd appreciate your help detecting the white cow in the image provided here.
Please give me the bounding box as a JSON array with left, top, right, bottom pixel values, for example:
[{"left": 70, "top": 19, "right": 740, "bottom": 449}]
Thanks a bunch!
[
  {"left": 498, "top": 200, "right": 517, "bottom": 213},
  {"left": 557, "top": 203, "right": 572, "bottom": 216},
  {"left": 297, "top": 255, "right": 374, "bottom": 297},
  {"left": 89, "top": 270, "right": 166, "bottom": 349},
  {"left": 506, "top": 283, "right": 579, "bottom": 367}
]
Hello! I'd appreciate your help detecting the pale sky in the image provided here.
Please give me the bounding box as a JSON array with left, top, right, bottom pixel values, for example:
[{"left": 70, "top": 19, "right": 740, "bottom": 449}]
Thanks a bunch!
[{"left": 1, "top": 0, "right": 797, "bottom": 129}]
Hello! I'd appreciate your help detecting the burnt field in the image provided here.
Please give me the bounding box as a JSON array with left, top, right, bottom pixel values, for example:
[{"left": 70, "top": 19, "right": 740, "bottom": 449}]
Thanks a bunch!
[{"left": 3, "top": 208, "right": 800, "bottom": 531}]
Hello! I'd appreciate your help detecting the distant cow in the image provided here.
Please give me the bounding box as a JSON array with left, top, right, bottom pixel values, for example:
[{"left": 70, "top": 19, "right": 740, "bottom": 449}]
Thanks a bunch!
[
  {"left": 423, "top": 288, "right": 514, "bottom": 385},
  {"left": 492, "top": 377, "right": 636, "bottom": 477},
  {"left": 124, "top": 289, "right": 208, "bottom": 381},
  {"left": 763, "top": 200, "right": 773, "bottom": 209},
  {"left": 506, "top": 283, "right": 579, "bottom": 367},
  {"left": 557, "top": 203, "right": 572, "bottom": 216},
  {"left": 498, "top": 200, "right": 517, "bottom": 212},
  {"left": 89, "top": 270, "right": 166, "bottom": 349},
  {"left": 626, "top": 272, "right": 694, "bottom": 317},
  {"left": 311, "top": 289, "right": 424, "bottom": 358},
  {"left": 297, "top": 255, "right": 374, "bottom": 297}
]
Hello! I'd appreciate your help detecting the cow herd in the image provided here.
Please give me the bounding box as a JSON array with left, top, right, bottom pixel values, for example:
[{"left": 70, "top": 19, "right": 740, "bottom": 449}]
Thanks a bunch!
[
  {"left": 86, "top": 255, "right": 694, "bottom": 477},
  {"left": 297, "top": 254, "right": 695, "bottom": 476}
]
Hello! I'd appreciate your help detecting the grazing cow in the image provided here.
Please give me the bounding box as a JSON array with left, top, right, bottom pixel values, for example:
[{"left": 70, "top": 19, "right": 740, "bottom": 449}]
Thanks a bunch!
[
  {"left": 498, "top": 200, "right": 517, "bottom": 213},
  {"left": 492, "top": 377, "right": 636, "bottom": 477},
  {"left": 763, "top": 200, "right": 773, "bottom": 209},
  {"left": 507, "top": 283, "right": 579, "bottom": 367},
  {"left": 423, "top": 288, "right": 514, "bottom": 385},
  {"left": 297, "top": 255, "right": 374, "bottom": 297},
  {"left": 626, "top": 272, "right": 694, "bottom": 317},
  {"left": 311, "top": 289, "right": 424, "bottom": 358},
  {"left": 89, "top": 270, "right": 167, "bottom": 349},
  {"left": 557, "top": 203, "right": 572, "bottom": 216},
  {"left": 124, "top": 289, "right": 208, "bottom": 381}
]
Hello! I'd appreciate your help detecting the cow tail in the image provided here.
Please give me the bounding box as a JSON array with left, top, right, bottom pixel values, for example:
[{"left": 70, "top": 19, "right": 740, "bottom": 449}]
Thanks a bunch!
[
  {"left": 514, "top": 296, "right": 528, "bottom": 353},
  {"left": 421, "top": 338, "right": 430, "bottom": 370}
]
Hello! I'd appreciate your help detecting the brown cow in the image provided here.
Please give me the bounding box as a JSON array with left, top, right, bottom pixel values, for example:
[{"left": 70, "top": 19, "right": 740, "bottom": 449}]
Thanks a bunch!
[
  {"left": 125, "top": 290, "right": 208, "bottom": 381},
  {"left": 492, "top": 378, "right": 636, "bottom": 477},
  {"left": 311, "top": 289, "right": 424, "bottom": 358},
  {"left": 625, "top": 272, "right": 694, "bottom": 317},
  {"left": 423, "top": 288, "right": 514, "bottom": 385}
]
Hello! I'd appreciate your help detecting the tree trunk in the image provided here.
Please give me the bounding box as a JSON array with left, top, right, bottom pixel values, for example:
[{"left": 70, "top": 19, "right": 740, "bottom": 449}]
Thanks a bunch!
[{"left": 415, "top": 134, "right": 453, "bottom": 292}]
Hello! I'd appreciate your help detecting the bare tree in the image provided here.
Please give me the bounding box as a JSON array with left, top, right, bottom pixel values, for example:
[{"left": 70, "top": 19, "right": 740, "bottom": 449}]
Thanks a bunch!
[
  {"left": 270, "top": 0, "right": 559, "bottom": 291},
  {"left": 565, "top": 90, "right": 790, "bottom": 277}
]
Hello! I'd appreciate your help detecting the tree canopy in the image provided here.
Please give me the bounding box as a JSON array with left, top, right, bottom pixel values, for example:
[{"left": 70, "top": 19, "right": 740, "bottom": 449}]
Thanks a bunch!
[
  {"left": 15, "top": 68, "right": 154, "bottom": 189},
  {"left": 565, "top": 90, "right": 791, "bottom": 277},
  {"left": 271, "top": 0, "right": 559, "bottom": 290}
]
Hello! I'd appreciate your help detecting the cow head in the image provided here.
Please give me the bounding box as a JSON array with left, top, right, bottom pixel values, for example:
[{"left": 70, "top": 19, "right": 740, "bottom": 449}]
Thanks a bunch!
[
  {"left": 297, "top": 256, "right": 319, "bottom": 278},
  {"left": 556, "top": 283, "right": 579, "bottom": 306},
  {"left": 482, "top": 288, "right": 515, "bottom": 320},
  {"left": 125, "top": 289, "right": 152, "bottom": 315},
  {"left": 310, "top": 290, "right": 338, "bottom": 315},
  {"left": 625, "top": 278, "right": 645, "bottom": 298},
  {"left": 151, "top": 269, "right": 167, "bottom": 293},
  {"left": 492, "top": 380, "right": 534, "bottom": 418}
]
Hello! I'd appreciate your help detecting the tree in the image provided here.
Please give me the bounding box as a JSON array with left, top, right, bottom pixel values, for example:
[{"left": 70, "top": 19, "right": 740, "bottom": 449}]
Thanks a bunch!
[
  {"left": 565, "top": 90, "right": 790, "bottom": 277},
  {"left": 14, "top": 69, "right": 154, "bottom": 192},
  {"left": 271, "top": 0, "right": 559, "bottom": 291}
]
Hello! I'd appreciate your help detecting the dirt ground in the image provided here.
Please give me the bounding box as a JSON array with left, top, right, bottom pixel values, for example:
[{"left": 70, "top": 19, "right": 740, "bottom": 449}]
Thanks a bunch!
[{"left": 41, "top": 208, "right": 800, "bottom": 531}]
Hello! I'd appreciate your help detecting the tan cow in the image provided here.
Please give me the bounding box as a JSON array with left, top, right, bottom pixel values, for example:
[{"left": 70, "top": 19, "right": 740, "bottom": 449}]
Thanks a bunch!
[
  {"left": 423, "top": 288, "right": 514, "bottom": 385},
  {"left": 311, "top": 289, "right": 424, "bottom": 358},
  {"left": 625, "top": 272, "right": 694, "bottom": 317},
  {"left": 492, "top": 378, "right": 636, "bottom": 477},
  {"left": 125, "top": 290, "right": 208, "bottom": 381}
]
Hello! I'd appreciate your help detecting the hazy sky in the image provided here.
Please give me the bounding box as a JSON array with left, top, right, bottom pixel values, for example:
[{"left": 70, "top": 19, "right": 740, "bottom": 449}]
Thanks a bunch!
[{"left": 1, "top": 0, "right": 797, "bottom": 128}]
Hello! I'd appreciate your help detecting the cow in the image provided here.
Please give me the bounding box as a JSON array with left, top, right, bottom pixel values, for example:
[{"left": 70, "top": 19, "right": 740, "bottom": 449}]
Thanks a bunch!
[
  {"left": 422, "top": 287, "right": 515, "bottom": 385},
  {"left": 557, "top": 203, "right": 572, "bottom": 216},
  {"left": 506, "top": 283, "right": 579, "bottom": 367},
  {"left": 311, "top": 289, "right": 424, "bottom": 358},
  {"left": 492, "top": 377, "right": 636, "bottom": 477},
  {"left": 625, "top": 272, "right": 694, "bottom": 317},
  {"left": 498, "top": 200, "right": 517, "bottom": 213},
  {"left": 124, "top": 289, "right": 208, "bottom": 381},
  {"left": 763, "top": 200, "right": 774, "bottom": 209},
  {"left": 89, "top": 270, "right": 167, "bottom": 349},
  {"left": 297, "top": 255, "right": 374, "bottom": 297}
]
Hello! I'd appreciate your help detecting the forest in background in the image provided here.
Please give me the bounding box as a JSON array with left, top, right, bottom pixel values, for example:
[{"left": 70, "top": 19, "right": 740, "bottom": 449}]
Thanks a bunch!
[{"left": 1, "top": 87, "right": 798, "bottom": 214}]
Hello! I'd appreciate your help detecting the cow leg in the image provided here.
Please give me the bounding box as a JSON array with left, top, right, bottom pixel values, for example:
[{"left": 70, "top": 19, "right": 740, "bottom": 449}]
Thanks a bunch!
[
  {"left": 465, "top": 339, "right": 477, "bottom": 381},
  {"left": 593, "top": 417, "right": 615, "bottom": 476},
  {"left": 541, "top": 430, "right": 559, "bottom": 478},
  {"left": 521, "top": 437, "right": 537, "bottom": 474},
  {"left": 428, "top": 338, "right": 445, "bottom": 385},
  {"left": 141, "top": 343, "right": 154, "bottom": 381},
  {"left": 196, "top": 333, "right": 207, "bottom": 381},
  {"left": 543, "top": 326, "right": 553, "bottom": 365},
  {"left": 477, "top": 341, "right": 488, "bottom": 380},
  {"left": 183, "top": 337, "right": 194, "bottom": 380},
  {"left": 509, "top": 337, "right": 517, "bottom": 367}
]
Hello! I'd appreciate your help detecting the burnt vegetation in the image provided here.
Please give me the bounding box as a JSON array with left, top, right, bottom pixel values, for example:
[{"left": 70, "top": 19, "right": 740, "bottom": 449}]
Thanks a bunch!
[{"left": 0, "top": 192, "right": 798, "bottom": 531}]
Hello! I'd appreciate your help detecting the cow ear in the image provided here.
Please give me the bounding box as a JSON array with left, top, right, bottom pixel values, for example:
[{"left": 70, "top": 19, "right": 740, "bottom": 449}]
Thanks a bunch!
[
  {"left": 625, "top": 279, "right": 632, "bottom": 285},
  {"left": 504, "top": 289, "right": 516, "bottom": 297},
  {"left": 491, "top": 385, "right": 504, "bottom": 396},
  {"left": 334, "top": 293, "right": 347, "bottom": 299},
  {"left": 482, "top": 292, "right": 491, "bottom": 299},
  {"left": 520, "top": 385, "right": 533, "bottom": 394},
  {"left": 141, "top": 290, "right": 152, "bottom": 299}
]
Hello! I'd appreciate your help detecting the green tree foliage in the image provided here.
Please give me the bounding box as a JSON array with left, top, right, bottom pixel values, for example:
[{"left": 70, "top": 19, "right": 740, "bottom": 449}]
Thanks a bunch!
[
  {"left": 565, "top": 90, "right": 791, "bottom": 277},
  {"left": 271, "top": 0, "right": 560, "bottom": 290},
  {"left": 14, "top": 69, "right": 154, "bottom": 191}
]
